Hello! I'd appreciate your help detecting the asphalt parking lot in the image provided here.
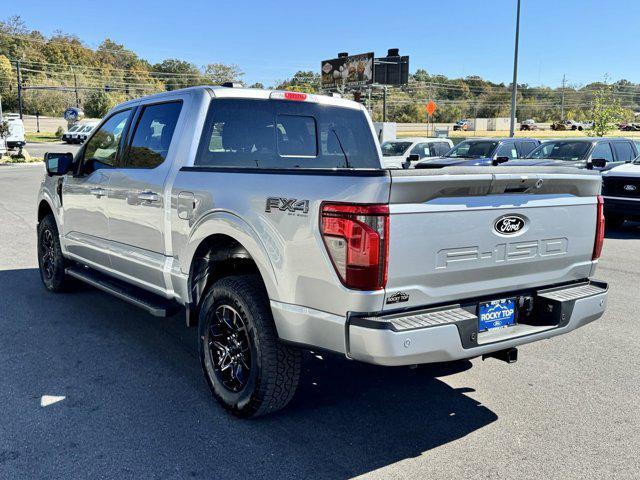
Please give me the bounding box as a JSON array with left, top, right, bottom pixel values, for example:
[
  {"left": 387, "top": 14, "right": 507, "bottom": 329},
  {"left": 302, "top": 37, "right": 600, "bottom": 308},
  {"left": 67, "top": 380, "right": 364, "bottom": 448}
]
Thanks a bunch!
[
  {"left": 24, "top": 141, "right": 80, "bottom": 159},
  {"left": 1, "top": 164, "right": 638, "bottom": 479}
]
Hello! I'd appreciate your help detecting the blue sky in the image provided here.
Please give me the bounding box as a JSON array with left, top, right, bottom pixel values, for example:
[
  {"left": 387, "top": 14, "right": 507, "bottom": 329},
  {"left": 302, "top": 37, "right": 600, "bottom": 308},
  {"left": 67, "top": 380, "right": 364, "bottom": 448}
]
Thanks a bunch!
[{"left": 16, "top": 0, "right": 640, "bottom": 87}]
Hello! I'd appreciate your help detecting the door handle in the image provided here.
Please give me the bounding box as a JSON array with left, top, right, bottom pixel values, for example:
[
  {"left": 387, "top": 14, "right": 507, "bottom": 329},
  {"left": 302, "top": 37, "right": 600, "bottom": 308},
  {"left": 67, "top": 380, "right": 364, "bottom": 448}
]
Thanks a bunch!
[
  {"left": 90, "top": 188, "right": 107, "bottom": 198},
  {"left": 137, "top": 191, "right": 160, "bottom": 203}
]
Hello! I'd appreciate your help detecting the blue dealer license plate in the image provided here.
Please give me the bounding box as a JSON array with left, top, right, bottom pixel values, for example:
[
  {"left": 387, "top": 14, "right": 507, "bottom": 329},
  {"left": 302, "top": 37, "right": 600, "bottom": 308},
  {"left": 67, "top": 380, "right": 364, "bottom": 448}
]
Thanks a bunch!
[{"left": 478, "top": 298, "right": 516, "bottom": 332}]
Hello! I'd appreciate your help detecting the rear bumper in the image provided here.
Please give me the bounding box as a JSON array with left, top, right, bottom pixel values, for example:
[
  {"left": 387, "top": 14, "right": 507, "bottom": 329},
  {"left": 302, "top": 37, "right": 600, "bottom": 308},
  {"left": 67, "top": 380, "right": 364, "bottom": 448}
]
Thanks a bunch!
[{"left": 347, "top": 280, "right": 608, "bottom": 366}]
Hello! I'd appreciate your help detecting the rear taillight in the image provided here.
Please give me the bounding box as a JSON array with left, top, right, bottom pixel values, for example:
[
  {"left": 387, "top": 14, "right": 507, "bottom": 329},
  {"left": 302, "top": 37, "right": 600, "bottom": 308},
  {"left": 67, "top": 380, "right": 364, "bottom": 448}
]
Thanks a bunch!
[
  {"left": 320, "top": 203, "right": 389, "bottom": 291},
  {"left": 593, "top": 195, "right": 605, "bottom": 260}
]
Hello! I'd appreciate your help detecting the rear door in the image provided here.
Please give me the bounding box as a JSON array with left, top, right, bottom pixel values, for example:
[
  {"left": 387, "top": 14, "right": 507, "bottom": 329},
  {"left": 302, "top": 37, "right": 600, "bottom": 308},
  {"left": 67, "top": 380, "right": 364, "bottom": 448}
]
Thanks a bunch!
[
  {"left": 106, "top": 99, "right": 185, "bottom": 289},
  {"left": 383, "top": 169, "right": 600, "bottom": 310}
]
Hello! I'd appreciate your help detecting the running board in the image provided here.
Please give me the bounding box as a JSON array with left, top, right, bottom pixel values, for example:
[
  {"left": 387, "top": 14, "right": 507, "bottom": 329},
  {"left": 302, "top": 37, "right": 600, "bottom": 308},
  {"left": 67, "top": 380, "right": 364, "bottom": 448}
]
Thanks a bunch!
[{"left": 65, "top": 266, "right": 179, "bottom": 317}]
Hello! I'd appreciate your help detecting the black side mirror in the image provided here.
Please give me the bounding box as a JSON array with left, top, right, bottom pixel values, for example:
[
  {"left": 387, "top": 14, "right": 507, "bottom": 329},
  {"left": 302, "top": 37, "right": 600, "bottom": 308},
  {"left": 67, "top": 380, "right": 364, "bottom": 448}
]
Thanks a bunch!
[
  {"left": 493, "top": 156, "right": 510, "bottom": 165},
  {"left": 44, "top": 152, "right": 74, "bottom": 176},
  {"left": 404, "top": 153, "right": 420, "bottom": 169},
  {"left": 590, "top": 158, "right": 607, "bottom": 169}
]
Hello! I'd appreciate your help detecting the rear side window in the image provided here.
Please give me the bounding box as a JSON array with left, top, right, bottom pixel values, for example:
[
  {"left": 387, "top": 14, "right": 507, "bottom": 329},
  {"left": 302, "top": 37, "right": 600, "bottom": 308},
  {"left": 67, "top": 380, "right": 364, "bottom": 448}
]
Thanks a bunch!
[
  {"left": 195, "top": 99, "right": 379, "bottom": 169},
  {"left": 125, "top": 101, "right": 182, "bottom": 169},
  {"left": 519, "top": 141, "right": 538, "bottom": 157},
  {"left": 410, "top": 143, "right": 431, "bottom": 159},
  {"left": 495, "top": 142, "right": 518, "bottom": 159},
  {"left": 612, "top": 141, "right": 635, "bottom": 162},
  {"left": 434, "top": 142, "right": 451, "bottom": 156}
]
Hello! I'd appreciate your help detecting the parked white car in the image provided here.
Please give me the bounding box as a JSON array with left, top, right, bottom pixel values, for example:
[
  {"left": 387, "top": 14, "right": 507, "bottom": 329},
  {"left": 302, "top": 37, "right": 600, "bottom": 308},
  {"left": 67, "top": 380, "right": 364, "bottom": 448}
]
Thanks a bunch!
[
  {"left": 62, "top": 124, "right": 83, "bottom": 144},
  {"left": 69, "top": 121, "right": 98, "bottom": 144},
  {"left": 3, "top": 115, "right": 26, "bottom": 150},
  {"left": 380, "top": 137, "right": 453, "bottom": 169}
]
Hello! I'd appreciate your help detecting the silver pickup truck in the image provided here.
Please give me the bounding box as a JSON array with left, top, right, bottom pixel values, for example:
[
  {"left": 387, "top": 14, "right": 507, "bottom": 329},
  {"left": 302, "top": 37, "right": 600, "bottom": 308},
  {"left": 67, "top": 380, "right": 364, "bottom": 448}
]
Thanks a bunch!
[{"left": 37, "top": 86, "right": 608, "bottom": 417}]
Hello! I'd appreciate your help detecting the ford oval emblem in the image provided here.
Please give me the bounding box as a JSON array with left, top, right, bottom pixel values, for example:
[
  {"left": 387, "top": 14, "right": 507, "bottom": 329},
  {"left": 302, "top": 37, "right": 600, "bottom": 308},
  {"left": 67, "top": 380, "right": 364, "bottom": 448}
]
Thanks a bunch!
[
  {"left": 494, "top": 215, "right": 526, "bottom": 235},
  {"left": 624, "top": 184, "right": 637, "bottom": 191}
]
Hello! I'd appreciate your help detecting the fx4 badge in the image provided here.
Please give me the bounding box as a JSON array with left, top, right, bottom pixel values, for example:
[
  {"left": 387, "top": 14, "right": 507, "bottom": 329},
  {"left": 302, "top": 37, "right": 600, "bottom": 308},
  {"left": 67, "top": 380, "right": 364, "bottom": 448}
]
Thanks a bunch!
[
  {"left": 265, "top": 197, "right": 310, "bottom": 215},
  {"left": 386, "top": 292, "right": 409, "bottom": 304}
]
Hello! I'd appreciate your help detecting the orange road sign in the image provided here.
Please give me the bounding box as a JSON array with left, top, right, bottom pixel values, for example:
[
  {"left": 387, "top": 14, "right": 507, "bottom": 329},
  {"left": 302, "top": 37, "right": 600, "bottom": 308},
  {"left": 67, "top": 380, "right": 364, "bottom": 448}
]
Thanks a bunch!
[{"left": 426, "top": 100, "right": 437, "bottom": 116}]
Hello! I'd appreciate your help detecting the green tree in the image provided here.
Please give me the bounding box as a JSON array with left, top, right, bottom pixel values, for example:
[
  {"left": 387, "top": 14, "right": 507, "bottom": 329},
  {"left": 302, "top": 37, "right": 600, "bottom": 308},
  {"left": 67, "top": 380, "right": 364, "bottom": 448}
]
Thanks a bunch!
[
  {"left": 589, "top": 86, "right": 625, "bottom": 137},
  {"left": 276, "top": 71, "right": 320, "bottom": 93},
  {"left": 153, "top": 58, "right": 202, "bottom": 90},
  {"left": 84, "top": 90, "right": 112, "bottom": 118},
  {"left": 204, "top": 63, "right": 244, "bottom": 85}
]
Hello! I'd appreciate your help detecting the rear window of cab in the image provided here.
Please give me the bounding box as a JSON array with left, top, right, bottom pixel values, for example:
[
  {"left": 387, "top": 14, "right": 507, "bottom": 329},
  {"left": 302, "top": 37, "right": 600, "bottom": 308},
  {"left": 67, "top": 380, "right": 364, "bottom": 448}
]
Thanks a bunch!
[{"left": 194, "top": 98, "right": 379, "bottom": 169}]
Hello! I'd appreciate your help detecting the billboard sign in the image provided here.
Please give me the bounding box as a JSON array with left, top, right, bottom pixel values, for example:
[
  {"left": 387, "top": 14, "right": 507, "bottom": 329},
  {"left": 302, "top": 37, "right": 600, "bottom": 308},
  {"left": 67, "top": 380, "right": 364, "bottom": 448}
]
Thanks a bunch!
[{"left": 321, "top": 52, "right": 374, "bottom": 90}]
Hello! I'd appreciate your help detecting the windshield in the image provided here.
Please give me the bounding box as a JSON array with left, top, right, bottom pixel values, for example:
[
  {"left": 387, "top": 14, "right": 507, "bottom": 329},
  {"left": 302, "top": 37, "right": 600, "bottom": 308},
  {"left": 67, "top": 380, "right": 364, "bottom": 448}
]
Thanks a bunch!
[
  {"left": 68, "top": 125, "right": 81, "bottom": 132},
  {"left": 445, "top": 140, "right": 498, "bottom": 158},
  {"left": 81, "top": 125, "right": 95, "bottom": 133},
  {"left": 380, "top": 141, "right": 412, "bottom": 157},
  {"left": 526, "top": 141, "right": 591, "bottom": 161}
]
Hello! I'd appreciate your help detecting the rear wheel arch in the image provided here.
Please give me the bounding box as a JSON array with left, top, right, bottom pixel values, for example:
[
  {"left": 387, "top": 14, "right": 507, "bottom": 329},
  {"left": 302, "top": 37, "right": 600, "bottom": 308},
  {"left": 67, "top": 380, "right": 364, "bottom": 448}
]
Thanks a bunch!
[{"left": 187, "top": 233, "right": 274, "bottom": 325}]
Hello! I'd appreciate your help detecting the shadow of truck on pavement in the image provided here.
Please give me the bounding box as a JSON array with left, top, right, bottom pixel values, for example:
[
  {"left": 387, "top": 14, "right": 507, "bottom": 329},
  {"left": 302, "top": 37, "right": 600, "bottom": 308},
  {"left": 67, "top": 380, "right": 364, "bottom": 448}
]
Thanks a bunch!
[{"left": 0, "top": 268, "right": 497, "bottom": 479}]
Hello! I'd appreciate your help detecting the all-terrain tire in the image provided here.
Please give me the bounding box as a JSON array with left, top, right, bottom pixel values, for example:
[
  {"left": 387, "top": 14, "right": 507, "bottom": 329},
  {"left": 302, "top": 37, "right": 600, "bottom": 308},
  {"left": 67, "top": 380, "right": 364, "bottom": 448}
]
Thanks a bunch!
[
  {"left": 37, "top": 213, "right": 74, "bottom": 292},
  {"left": 198, "top": 275, "right": 301, "bottom": 418}
]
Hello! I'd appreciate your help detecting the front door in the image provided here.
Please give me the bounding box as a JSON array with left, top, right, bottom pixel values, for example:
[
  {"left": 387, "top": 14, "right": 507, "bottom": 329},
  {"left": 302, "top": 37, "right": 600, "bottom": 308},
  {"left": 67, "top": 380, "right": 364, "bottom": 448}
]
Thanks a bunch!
[
  {"left": 62, "top": 109, "right": 132, "bottom": 268},
  {"left": 106, "top": 99, "right": 184, "bottom": 290}
]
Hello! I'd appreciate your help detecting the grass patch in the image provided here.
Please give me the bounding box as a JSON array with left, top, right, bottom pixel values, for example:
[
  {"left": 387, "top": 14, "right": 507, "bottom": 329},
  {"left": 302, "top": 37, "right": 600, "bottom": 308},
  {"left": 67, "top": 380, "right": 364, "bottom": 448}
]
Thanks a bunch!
[{"left": 25, "top": 132, "right": 60, "bottom": 143}]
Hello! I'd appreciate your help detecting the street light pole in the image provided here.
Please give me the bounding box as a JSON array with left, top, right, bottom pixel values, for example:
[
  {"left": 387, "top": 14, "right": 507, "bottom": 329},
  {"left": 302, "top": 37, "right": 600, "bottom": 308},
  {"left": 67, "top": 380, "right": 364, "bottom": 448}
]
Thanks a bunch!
[{"left": 509, "top": 0, "right": 521, "bottom": 137}]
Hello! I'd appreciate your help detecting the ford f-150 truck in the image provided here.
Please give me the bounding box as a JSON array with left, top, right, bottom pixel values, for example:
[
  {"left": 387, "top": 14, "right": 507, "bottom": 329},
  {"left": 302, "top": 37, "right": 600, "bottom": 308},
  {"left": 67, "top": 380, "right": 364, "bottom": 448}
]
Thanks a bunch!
[{"left": 37, "top": 86, "right": 608, "bottom": 417}]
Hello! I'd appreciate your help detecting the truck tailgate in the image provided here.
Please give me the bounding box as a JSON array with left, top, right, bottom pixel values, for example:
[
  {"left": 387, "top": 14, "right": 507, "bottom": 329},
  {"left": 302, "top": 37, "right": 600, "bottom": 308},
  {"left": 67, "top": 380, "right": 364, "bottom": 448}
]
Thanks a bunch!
[{"left": 384, "top": 167, "right": 602, "bottom": 310}]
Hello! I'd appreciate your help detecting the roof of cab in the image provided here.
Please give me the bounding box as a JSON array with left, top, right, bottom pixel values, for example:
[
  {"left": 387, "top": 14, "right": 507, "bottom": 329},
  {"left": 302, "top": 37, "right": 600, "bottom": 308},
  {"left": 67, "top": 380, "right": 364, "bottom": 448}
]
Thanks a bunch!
[{"left": 112, "top": 85, "right": 364, "bottom": 112}]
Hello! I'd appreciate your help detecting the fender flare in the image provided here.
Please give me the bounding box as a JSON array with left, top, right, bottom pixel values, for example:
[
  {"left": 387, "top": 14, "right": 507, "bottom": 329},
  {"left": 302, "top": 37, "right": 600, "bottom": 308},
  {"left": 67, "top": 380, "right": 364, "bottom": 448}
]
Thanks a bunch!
[
  {"left": 181, "top": 210, "right": 279, "bottom": 300},
  {"left": 37, "top": 191, "right": 60, "bottom": 227}
]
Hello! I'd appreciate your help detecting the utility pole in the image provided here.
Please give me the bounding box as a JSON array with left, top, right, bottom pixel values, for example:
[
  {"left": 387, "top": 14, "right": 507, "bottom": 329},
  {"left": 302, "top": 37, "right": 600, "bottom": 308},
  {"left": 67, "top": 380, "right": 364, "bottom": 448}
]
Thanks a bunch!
[
  {"left": 509, "top": 0, "right": 521, "bottom": 137},
  {"left": 560, "top": 74, "right": 566, "bottom": 120},
  {"left": 15, "top": 60, "right": 23, "bottom": 119},
  {"left": 72, "top": 66, "right": 80, "bottom": 108},
  {"left": 382, "top": 86, "right": 387, "bottom": 122}
]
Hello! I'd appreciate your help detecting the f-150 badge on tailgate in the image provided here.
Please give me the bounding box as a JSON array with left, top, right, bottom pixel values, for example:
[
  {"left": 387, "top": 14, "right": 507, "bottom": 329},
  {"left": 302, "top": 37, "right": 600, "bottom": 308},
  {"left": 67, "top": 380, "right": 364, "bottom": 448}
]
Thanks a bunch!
[{"left": 494, "top": 215, "right": 526, "bottom": 235}]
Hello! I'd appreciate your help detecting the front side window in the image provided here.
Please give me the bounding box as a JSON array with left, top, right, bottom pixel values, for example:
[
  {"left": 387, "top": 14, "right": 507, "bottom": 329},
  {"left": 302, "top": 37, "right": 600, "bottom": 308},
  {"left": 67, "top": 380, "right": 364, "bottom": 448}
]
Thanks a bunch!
[
  {"left": 446, "top": 140, "right": 498, "bottom": 158},
  {"left": 380, "top": 141, "right": 412, "bottom": 157},
  {"left": 590, "top": 142, "right": 614, "bottom": 163},
  {"left": 82, "top": 110, "right": 131, "bottom": 172},
  {"left": 125, "top": 101, "right": 183, "bottom": 169},
  {"left": 195, "top": 99, "right": 379, "bottom": 169},
  {"left": 527, "top": 141, "right": 591, "bottom": 161}
]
